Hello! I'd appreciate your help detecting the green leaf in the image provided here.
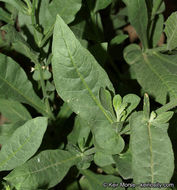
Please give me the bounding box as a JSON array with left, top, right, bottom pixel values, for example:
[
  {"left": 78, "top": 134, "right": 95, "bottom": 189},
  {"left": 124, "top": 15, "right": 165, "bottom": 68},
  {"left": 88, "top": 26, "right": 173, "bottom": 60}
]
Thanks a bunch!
[
  {"left": 5, "top": 150, "right": 81, "bottom": 190},
  {"left": 143, "top": 93, "right": 150, "bottom": 120},
  {"left": 2, "top": 25, "right": 39, "bottom": 62},
  {"left": 0, "top": 99, "right": 31, "bottom": 122},
  {"left": 0, "top": 121, "right": 25, "bottom": 145},
  {"left": 123, "top": 0, "right": 148, "bottom": 49},
  {"left": 38, "top": 0, "right": 82, "bottom": 35},
  {"left": 164, "top": 12, "right": 177, "bottom": 50},
  {"left": 99, "top": 87, "right": 115, "bottom": 119},
  {"left": 80, "top": 169, "right": 123, "bottom": 190},
  {"left": 0, "top": 8, "right": 13, "bottom": 24},
  {"left": 122, "top": 94, "right": 140, "bottom": 119},
  {"left": 152, "top": 111, "right": 174, "bottom": 124},
  {"left": 151, "top": 14, "right": 164, "bottom": 47},
  {"left": 130, "top": 111, "right": 174, "bottom": 185},
  {"left": 94, "top": 0, "right": 113, "bottom": 12},
  {"left": 0, "top": 53, "right": 47, "bottom": 116},
  {"left": 94, "top": 151, "right": 115, "bottom": 167},
  {"left": 0, "top": 0, "right": 27, "bottom": 13},
  {"left": 67, "top": 116, "right": 91, "bottom": 147},
  {"left": 52, "top": 15, "right": 114, "bottom": 128},
  {"left": 110, "top": 34, "right": 128, "bottom": 46},
  {"left": 113, "top": 149, "right": 132, "bottom": 179},
  {"left": 0, "top": 117, "right": 48, "bottom": 171},
  {"left": 94, "top": 126, "right": 125, "bottom": 155},
  {"left": 124, "top": 44, "right": 177, "bottom": 104}
]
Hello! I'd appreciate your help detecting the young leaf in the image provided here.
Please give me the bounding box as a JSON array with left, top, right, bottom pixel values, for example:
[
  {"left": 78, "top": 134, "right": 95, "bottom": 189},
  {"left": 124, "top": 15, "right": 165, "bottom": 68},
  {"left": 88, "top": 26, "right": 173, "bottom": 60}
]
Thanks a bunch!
[
  {"left": 130, "top": 111, "right": 174, "bottom": 184},
  {"left": 123, "top": 0, "right": 148, "bottom": 49},
  {"left": 99, "top": 87, "right": 115, "bottom": 119},
  {"left": 0, "top": 99, "right": 31, "bottom": 122},
  {"left": 164, "top": 12, "right": 177, "bottom": 51},
  {"left": 80, "top": 169, "right": 123, "bottom": 190},
  {"left": 4, "top": 150, "right": 81, "bottom": 190},
  {"left": 0, "top": 117, "right": 48, "bottom": 171},
  {"left": 0, "top": 54, "right": 47, "bottom": 116},
  {"left": 52, "top": 15, "right": 114, "bottom": 128},
  {"left": 122, "top": 94, "right": 140, "bottom": 119},
  {"left": 124, "top": 44, "right": 177, "bottom": 104},
  {"left": 143, "top": 93, "right": 150, "bottom": 120}
]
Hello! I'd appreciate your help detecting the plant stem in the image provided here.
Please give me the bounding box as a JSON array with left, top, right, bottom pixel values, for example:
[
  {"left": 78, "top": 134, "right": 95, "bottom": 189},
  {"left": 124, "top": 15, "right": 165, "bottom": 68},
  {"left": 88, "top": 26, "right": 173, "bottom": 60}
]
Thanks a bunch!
[
  {"left": 29, "top": 0, "right": 54, "bottom": 120},
  {"left": 156, "top": 99, "right": 177, "bottom": 114},
  {"left": 35, "top": 60, "right": 55, "bottom": 120}
]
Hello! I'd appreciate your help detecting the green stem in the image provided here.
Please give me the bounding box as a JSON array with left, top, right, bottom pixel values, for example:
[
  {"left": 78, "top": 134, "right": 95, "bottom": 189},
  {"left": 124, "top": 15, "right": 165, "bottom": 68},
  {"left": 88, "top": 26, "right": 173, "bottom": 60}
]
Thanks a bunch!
[
  {"left": 29, "top": 3, "right": 54, "bottom": 120},
  {"left": 156, "top": 99, "right": 177, "bottom": 114},
  {"left": 31, "top": 0, "right": 37, "bottom": 27},
  {"left": 35, "top": 60, "right": 55, "bottom": 120},
  {"left": 39, "top": 24, "right": 54, "bottom": 48}
]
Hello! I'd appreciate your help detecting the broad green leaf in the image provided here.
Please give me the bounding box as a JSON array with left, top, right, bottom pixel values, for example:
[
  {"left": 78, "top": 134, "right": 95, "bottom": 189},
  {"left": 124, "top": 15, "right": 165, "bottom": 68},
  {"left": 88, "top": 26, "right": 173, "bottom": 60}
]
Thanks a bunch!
[
  {"left": 130, "top": 111, "right": 174, "bottom": 185},
  {"left": 94, "top": 151, "right": 115, "bottom": 167},
  {"left": 124, "top": 44, "right": 177, "bottom": 104},
  {"left": 80, "top": 169, "right": 123, "bottom": 190},
  {"left": 113, "top": 149, "right": 132, "bottom": 179},
  {"left": 94, "top": 126, "right": 125, "bottom": 155},
  {"left": 123, "top": 0, "right": 148, "bottom": 49},
  {"left": 0, "top": 0, "right": 27, "bottom": 13},
  {"left": 5, "top": 150, "right": 81, "bottom": 190},
  {"left": 52, "top": 15, "right": 114, "bottom": 128},
  {"left": 0, "top": 121, "right": 25, "bottom": 145},
  {"left": 38, "top": 0, "right": 82, "bottom": 35},
  {"left": 0, "top": 54, "right": 47, "bottom": 116},
  {"left": 0, "top": 99, "right": 31, "bottom": 122},
  {"left": 0, "top": 117, "right": 48, "bottom": 171},
  {"left": 164, "top": 12, "right": 177, "bottom": 50}
]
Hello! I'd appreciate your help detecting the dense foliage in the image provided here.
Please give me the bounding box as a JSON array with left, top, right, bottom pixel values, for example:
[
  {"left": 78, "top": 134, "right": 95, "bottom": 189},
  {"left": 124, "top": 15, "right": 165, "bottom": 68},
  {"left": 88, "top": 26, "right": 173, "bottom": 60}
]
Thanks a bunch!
[{"left": 0, "top": 0, "right": 177, "bottom": 189}]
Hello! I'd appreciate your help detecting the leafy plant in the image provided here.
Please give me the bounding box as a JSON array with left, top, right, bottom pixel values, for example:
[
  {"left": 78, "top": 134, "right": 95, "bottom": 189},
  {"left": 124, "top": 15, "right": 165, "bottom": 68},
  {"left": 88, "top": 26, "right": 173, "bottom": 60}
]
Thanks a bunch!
[{"left": 0, "top": 0, "right": 177, "bottom": 189}]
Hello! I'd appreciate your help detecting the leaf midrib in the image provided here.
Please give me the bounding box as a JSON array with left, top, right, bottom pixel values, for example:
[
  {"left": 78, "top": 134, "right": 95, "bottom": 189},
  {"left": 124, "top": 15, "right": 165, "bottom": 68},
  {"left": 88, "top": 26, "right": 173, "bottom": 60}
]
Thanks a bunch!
[
  {"left": 0, "top": 73, "right": 47, "bottom": 116},
  {"left": 147, "top": 121, "right": 154, "bottom": 183},
  {"left": 0, "top": 120, "right": 44, "bottom": 170},
  {"left": 58, "top": 16, "right": 114, "bottom": 124},
  {"left": 143, "top": 53, "right": 177, "bottom": 98}
]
